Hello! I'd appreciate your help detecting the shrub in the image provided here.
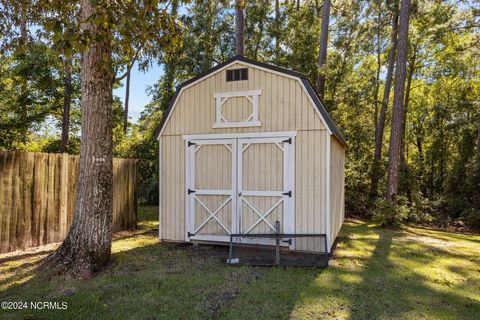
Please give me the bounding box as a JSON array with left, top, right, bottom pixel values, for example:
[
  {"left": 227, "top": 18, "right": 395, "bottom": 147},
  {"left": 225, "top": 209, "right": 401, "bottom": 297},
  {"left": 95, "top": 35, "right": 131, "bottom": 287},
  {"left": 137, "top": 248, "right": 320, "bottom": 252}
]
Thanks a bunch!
[
  {"left": 461, "top": 208, "right": 480, "bottom": 231},
  {"left": 405, "top": 194, "right": 434, "bottom": 224},
  {"left": 372, "top": 197, "right": 409, "bottom": 228}
]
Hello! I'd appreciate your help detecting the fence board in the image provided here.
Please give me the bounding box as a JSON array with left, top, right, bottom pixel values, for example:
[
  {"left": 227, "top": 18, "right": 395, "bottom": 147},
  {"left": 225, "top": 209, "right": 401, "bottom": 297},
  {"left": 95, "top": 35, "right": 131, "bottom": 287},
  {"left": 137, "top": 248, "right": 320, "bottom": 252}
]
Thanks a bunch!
[
  {"left": 1, "top": 153, "right": 13, "bottom": 252},
  {"left": 0, "top": 151, "right": 137, "bottom": 254},
  {"left": 11, "top": 152, "right": 20, "bottom": 252}
]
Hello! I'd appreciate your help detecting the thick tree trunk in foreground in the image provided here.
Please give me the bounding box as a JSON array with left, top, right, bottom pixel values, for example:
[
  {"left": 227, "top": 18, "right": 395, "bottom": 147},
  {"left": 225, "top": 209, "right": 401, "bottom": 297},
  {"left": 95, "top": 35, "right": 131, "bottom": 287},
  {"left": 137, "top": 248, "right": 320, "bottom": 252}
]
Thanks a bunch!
[
  {"left": 123, "top": 66, "right": 131, "bottom": 134},
  {"left": 235, "top": 0, "right": 245, "bottom": 56},
  {"left": 60, "top": 58, "right": 72, "bottom": 152},
  {"left": 370, "top": 9, "right": 399, "bottom": 199},
  {"left": 317, "top": 0, "right": 331, "bottom": 99},
  {"left": 386, "top": 0, "right": 411, "bottom": 202},
  {"left": 43, "top": 0, "right": 113, "bottom": 277}
]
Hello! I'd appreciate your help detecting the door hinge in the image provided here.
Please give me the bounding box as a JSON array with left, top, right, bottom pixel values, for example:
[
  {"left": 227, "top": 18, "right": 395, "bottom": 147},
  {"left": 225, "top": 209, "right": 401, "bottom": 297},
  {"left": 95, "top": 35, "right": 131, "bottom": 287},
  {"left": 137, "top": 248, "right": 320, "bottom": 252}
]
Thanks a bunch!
[
  {"left": 188, "top": 232, "right": 195, "bottom": 238},
  {"left": 282, "top": 191, "right": 292, "bottom": 197},
  {"left": 188, "top": 188, "right": 196, "bottom": 194},
  {"left": 282, "top": 138, "right": 292, "bottom": 144},
  {"left": 188, "top": 141, "right": 196, "bottom": 147}
]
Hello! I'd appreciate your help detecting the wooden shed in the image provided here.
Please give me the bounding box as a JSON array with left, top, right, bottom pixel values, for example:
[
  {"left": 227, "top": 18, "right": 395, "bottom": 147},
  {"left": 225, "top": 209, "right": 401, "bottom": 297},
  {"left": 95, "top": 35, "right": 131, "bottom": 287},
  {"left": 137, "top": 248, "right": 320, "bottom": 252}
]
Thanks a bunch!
[{"left": 155, "top": 56, "right": 346, "bottom": 255}]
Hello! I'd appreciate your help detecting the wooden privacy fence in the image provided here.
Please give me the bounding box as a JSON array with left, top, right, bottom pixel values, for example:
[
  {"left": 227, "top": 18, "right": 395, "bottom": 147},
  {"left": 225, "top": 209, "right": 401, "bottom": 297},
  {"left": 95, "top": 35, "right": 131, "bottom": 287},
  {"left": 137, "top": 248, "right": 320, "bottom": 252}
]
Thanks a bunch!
[{"left": 0, "top": 151, "right": 137, "bottom": 254}]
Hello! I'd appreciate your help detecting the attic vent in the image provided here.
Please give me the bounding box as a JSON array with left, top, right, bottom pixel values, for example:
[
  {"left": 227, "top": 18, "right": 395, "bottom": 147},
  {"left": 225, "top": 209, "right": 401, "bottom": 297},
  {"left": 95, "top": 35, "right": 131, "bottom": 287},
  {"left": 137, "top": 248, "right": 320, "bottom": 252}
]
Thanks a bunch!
[{"left": 226, "top": 68, "right": 248, "bottom": 81}]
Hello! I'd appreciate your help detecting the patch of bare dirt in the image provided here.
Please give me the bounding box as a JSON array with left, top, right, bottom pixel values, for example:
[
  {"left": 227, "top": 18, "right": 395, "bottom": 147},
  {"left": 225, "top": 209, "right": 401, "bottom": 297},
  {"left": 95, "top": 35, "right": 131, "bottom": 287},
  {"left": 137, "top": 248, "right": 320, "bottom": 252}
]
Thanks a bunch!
[
  {"left": 0, "top": 242, "right": 59, "bottom": 264},
  {"left": 399, "top": 235, "right": 452, "bottom": 247},
  {"left": 198, "top": 268, "right": 261, "bottom": 318}
]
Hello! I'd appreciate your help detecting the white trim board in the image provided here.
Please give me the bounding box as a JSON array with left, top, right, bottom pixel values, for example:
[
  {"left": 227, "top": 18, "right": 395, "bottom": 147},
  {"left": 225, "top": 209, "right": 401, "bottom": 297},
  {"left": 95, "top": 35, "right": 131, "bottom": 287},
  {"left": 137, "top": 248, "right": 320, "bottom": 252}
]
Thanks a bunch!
[
  {"left": 213, "top": 121, "right": 262, "bottom": 128},
  {"left": 155, "top": 59, "right": 333, "bottom": 139},
  {"left": 213, "top": 90, "right": 263, "bottom": 128},
  {"left": 185, "top": 135, "right": 296, "bottom": 249},
  {"left": 325, "top": 131, "right": 331, "bottom": 253},
  {"left": 213, "top": 90, "right": 262, "bottom": 98},
  {"left": 158, "top": 138, "right": 163, "bottom": 240},
  {"left": 183, "top": 131, "right": 297, "bottom": 140}
]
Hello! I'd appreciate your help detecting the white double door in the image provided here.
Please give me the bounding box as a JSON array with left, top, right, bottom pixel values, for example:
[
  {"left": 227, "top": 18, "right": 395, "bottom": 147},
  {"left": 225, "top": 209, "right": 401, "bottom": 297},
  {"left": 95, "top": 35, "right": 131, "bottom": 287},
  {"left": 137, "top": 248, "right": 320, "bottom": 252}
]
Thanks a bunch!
[{"left": 186, "top": 135, "right": 294, "bottom": 244}]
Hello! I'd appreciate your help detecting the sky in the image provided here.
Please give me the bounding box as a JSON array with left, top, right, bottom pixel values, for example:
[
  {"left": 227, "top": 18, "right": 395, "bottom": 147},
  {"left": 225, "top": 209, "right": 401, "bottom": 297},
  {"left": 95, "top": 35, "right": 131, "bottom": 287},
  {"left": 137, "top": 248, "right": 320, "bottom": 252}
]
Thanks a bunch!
[{"left": 113, "top": 63, "right": 164, "bottom": 123}]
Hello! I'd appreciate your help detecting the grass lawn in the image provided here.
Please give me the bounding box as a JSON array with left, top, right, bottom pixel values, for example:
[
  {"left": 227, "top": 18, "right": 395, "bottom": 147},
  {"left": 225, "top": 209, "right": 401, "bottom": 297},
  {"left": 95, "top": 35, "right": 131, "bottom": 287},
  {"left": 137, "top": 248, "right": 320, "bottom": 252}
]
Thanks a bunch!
[{"left": 1, "top": 206, "right": 479, "bottom": 319}]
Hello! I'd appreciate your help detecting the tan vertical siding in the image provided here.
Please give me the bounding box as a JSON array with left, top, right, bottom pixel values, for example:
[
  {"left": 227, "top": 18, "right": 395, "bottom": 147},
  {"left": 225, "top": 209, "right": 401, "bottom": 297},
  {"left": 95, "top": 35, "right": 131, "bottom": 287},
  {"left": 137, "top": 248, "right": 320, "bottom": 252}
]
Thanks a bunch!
[
  {"left": 330, "top": 137, "right": 345, "bottom": 246},
  {"left": 294, "top": 130, "right": 326, "bottom": 252},
  {"left": 159, "top": 61, "right": 339, "bottom": 252},
  {"left": 160, "top": 135, "right": 185, "bottom": 241},
  {"left": 163, "top": 63, "right": 325, "bottom": 136}
]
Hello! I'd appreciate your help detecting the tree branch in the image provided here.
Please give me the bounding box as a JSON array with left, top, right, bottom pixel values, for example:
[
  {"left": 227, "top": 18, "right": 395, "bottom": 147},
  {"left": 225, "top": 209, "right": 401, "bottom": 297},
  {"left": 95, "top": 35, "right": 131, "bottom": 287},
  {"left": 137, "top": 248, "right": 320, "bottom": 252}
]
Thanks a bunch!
[{"left": 114, "top": 48, "right": 141, "bottom": 82}]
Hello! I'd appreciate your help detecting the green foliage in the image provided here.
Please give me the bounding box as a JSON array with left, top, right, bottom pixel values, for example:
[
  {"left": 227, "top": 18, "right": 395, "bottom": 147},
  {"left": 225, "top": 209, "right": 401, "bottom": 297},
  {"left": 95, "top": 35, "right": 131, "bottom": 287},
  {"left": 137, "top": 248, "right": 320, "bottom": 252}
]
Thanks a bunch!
[
  {"left": 24, "top": 134, "right": 80, "bottom": 154},
  {"left": 0, "top": 0, "right": 478, "bottom": 223},
  {"left": 345, "top": 159, "right": 371, "bottom": 216},
  {"left": 0, "top": 41, "right": 64, "bottom": 149},
  {"left": 114, "top": 98, "right": 163, "bottom": 204},
  {"left": 461, "top": 208, "right": 480, "bottom": 230},
  {"left": 372, "top": 197, "right": 409, "bottom": 228}
]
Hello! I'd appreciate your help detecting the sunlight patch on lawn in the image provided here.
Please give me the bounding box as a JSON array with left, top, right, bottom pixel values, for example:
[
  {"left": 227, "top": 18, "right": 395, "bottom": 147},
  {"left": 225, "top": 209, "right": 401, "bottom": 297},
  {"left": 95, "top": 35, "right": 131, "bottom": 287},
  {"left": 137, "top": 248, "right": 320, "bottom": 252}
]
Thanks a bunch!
[
  {"left": 111, "top": 234, "right": 158, "bottom": 254},
  {"left": 0, "top": 255, "right": 45, "bottom": 291}
]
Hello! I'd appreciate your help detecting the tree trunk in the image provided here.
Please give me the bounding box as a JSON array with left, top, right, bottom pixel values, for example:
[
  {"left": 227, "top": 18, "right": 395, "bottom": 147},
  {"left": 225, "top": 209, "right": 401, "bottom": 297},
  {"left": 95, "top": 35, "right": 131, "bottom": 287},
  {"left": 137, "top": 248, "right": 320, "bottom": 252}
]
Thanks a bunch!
[
  {"left": 19, "top": 2, "right": 28, "bottom": 142},
  {"left": 477, "top": 125, "right": 480, "bottom": 159},
  {"left": 20, "top": 3, "right": 28, "bottom": 44},
  {"left": 274, "top": 0, "right": 280, "bottom": 59},
  {"left": 370, "top": 8, "right": 399, "bottom": 199},
  {"left": 123, "top": 66, "right": 131, "bottom": 134},
  {"left": 415, "top": 126, "right": 426, "bottom": 195},
  {"left": 373, "top": 3, "right": 382, "bottom": 146},
  {"left": 60, "top": 57, "right": 72, "bottom": 153},
  {"left": 43, "top": 0, "right": 113, "bottom": 277},
  {"left": 400, "top": 45, "right": 416, "bottom": 164},
  {"left": 252, "top": 19, "right": 265, "bottom": 60},
  {"left": 386, "top": 0, "right": 411, "bottom": 202},
  {"left": 317, "top": 0, "right": 331, "bottom": 99},
  {"left": 235, "top": 0, "right": 245, "bottom": 56}
]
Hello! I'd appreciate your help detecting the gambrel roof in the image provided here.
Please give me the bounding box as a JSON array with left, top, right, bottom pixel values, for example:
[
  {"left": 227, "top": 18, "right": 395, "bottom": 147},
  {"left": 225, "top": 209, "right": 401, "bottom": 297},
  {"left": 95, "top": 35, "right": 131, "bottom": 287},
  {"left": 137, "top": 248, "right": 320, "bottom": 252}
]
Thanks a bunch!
[{"left": 155, "top": 55, "right": 346, "bottom": 147}]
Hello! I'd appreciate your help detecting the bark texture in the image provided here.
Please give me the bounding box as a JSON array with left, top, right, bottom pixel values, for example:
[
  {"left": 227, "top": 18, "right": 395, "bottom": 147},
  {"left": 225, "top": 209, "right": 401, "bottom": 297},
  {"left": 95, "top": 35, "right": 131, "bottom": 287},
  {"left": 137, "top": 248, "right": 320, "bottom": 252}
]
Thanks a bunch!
[
  {"left": 43, "top": 0, "right": 113, "bottom": 277},
  {"left": 477, "top": 125, "right": 480, "bottom": 159},
  {"left": 19, "top": 2, "right": 28, "bottom": 142},
  {"left": 317, "top": 0, "right": 331, "bottom": 99},
  {"left": 400, "top": 45, "right": 417, "bottom": 164},
  {"left": 123, "top": 66, "right": 131, "bottom": 134},
  {"left": 386, "top": 0, "right": 411, "bottom": 202},
  {"left": 61, "top": 58, "right": 72, "bottom": 152},
  {"left": 274, "top": 0, "right": 280, "bottom": 57},
  {"left": 370, "top": 9, "right": 399, "bottom": 198},
  {"left": 235, "top": 0, "right": 245, "bottom": 56}
]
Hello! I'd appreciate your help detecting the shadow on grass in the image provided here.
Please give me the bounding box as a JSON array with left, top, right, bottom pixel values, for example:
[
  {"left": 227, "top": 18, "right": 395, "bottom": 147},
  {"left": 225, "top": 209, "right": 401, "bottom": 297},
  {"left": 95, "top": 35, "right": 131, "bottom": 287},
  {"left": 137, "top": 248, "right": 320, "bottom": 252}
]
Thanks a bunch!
[
  {"left": 405, "top": 227, "right": 480, "bottom": 245},
  {"left": 290, "top": 222, "right": 480, "bottom": 319},
  {"left": 1, "top": 234, "right": 317, "bottom": 320},
  {"left": 1, "top": 217, "right": 478, "bottom": 320}
]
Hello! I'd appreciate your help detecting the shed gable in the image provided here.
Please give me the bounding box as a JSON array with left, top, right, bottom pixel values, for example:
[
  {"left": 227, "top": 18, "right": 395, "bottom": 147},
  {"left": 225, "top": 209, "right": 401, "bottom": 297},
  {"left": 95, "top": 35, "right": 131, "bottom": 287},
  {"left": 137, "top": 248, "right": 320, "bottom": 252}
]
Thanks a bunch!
[{"left": 161, "top": 62, "right": 326, "bottom": 136}]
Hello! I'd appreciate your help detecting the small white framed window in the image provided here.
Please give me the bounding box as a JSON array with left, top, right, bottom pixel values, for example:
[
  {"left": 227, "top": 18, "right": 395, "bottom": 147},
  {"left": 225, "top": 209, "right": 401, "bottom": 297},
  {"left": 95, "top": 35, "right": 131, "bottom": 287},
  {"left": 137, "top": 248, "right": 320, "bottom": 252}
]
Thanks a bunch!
[{"left": 213, "top": 90, "right": 262, "bottom": 128}]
